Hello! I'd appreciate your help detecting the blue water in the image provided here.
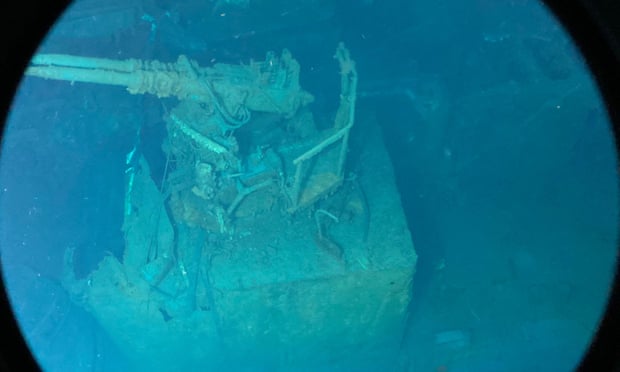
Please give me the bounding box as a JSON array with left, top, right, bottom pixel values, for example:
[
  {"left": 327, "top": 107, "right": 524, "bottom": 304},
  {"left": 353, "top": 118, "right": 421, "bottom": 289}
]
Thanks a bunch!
[{"left": 0, "top": 0, "right": 618, "bottom": 371}]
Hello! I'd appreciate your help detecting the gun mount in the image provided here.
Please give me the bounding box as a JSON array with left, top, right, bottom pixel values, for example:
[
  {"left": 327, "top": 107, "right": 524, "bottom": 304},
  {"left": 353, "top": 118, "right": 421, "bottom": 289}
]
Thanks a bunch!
[
  {"left": 28, "top": 45, "right": 355, "bottom": 228},
  {"left": 31, "top": 43, "right": 416, "bottom": 370},
  {"left": 28, "top": 49, "right": 314, "bottom": 117}
]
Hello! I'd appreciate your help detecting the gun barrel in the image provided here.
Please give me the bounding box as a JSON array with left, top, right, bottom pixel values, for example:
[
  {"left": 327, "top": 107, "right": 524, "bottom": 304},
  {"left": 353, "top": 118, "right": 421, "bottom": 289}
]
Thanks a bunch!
[
  {"left": 30, "top": 54, "right": 140, "bottom": 73},
  {"left": 26, "top": 54, "right": 144, "bottom": 89},
  {"left": 26, "top": 65, "right": 139, "bottom": 88}
]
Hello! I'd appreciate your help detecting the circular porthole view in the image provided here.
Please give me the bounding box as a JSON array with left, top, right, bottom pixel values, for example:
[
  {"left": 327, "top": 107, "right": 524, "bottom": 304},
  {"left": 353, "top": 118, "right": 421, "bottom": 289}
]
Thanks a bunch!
[{"left": 0, "top": 0, "right": 617, "bottom": 371}]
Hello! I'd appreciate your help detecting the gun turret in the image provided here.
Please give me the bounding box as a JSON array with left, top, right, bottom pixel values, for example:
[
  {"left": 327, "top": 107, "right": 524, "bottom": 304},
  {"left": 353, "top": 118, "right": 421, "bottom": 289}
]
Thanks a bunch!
[
  {"left": 26, "top": 44, "right": 359, "bottom": 235},
  {"left": 26, "top": 50, "right": 314, "bottom": 120}
]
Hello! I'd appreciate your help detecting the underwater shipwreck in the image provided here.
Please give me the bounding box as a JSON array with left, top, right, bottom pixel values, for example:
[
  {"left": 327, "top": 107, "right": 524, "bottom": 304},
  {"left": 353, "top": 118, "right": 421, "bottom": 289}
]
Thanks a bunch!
[{"left": 25, "top": 43, "right": 417, "bottom": 369}]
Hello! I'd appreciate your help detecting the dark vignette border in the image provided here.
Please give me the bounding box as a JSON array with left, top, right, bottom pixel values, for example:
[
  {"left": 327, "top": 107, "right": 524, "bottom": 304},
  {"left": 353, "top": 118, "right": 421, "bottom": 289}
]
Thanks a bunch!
[
  {"left": 0, "top": 0, "right": 617, "bottom": 370},
  {"left": 540, "top": 2, "right": 620, "bottom": 370}
]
